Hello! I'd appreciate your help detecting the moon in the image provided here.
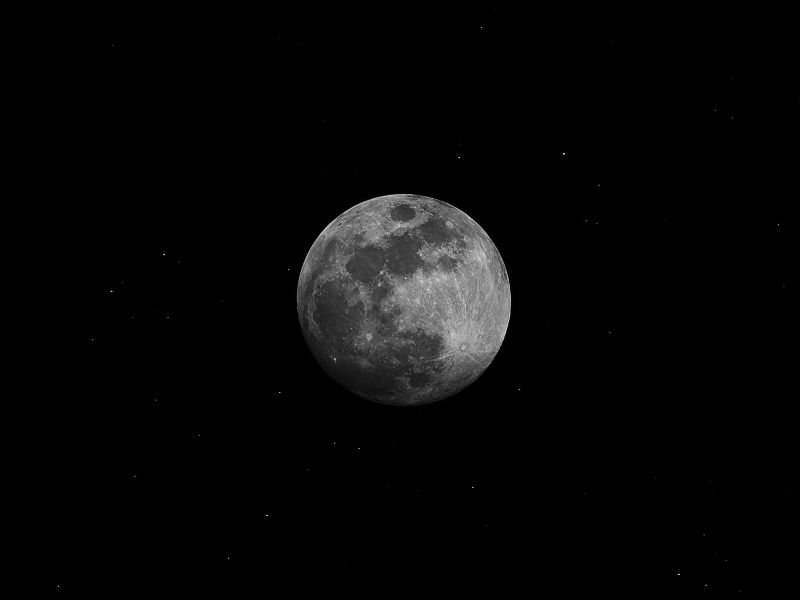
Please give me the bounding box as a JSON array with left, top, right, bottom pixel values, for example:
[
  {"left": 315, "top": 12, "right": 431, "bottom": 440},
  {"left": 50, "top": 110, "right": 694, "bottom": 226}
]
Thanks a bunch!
[{"left": 297, "top": 194, "right": 511, "bottom": 406}]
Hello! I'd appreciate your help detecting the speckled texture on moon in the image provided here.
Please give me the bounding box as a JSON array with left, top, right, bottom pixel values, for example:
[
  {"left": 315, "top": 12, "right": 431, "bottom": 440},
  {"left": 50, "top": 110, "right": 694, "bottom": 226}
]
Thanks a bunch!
[{"left": 297, "top": 194, "right": 511, "bottom": 406}]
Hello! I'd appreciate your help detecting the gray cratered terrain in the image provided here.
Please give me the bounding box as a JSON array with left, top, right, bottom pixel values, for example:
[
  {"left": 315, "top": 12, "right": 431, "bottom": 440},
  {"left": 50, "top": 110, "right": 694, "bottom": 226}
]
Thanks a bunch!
[{"left": 297, "top": 194, "right": 511, "bottom": 406}]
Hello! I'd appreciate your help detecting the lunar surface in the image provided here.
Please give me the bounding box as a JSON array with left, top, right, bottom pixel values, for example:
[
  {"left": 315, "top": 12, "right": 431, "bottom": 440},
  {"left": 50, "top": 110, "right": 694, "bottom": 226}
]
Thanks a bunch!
[{"left": 297, "top": 194, "right": 511, "bottom": 406}]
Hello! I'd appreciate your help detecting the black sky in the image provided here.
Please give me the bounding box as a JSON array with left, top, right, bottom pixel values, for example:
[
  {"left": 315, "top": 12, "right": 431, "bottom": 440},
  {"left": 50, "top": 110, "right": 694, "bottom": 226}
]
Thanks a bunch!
[{"left": 52, "top": 6, "right": 798, "bottom": 595}]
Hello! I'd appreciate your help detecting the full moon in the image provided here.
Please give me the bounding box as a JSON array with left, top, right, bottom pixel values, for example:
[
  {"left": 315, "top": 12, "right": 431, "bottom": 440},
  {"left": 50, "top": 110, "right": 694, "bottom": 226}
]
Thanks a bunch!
[{"left": 297, "top": 194, "right": 511, "bottom": 406}]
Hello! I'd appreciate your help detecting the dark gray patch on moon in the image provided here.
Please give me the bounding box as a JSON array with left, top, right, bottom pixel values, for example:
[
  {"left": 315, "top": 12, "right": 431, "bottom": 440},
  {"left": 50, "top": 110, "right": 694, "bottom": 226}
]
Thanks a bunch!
[
  {"left": 390, "top": 203, "right": 416, "bottom": 222},
  {"left": 345, "top": 244, "right": 384, "bottom": 283}
]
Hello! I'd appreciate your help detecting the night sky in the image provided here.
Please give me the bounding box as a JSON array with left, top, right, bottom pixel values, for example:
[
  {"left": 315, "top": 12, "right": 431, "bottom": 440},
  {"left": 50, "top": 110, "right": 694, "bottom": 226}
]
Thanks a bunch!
[{"left": 53, "top": 6, "right": 797, "bottom": 595}]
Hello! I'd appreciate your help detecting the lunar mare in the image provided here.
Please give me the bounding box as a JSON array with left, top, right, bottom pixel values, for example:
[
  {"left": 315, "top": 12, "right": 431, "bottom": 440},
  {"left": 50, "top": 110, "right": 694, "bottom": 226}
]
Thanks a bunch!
[{"left": 297, "top": 194, "right": 511, "bottom": 406}]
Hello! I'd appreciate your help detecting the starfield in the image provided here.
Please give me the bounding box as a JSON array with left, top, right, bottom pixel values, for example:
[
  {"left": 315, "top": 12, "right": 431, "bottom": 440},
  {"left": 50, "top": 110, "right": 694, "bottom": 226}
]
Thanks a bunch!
[{"left": 51, "top": 6, "right": 798, "bottom": 595}]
